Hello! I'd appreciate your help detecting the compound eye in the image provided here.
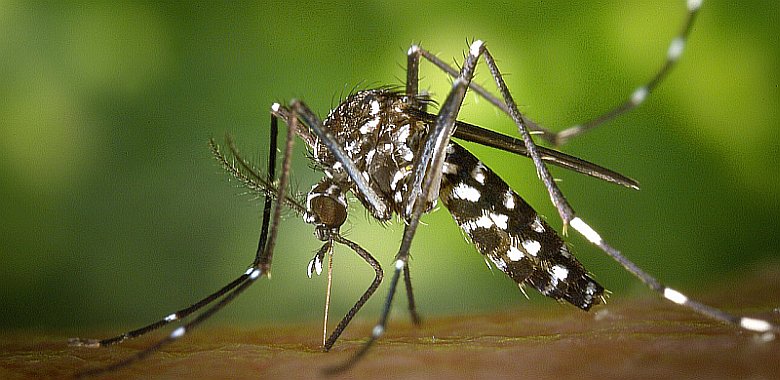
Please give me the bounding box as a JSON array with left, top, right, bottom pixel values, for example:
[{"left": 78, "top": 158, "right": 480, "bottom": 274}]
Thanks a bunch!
[{"left": 310, "top": 195, "right": 347, "bottom": 230}]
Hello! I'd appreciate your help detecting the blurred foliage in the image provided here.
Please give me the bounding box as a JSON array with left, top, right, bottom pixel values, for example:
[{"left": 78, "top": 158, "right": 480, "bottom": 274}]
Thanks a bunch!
[{"left": 1, "top": 1, "right": 779, "bottom": 331}]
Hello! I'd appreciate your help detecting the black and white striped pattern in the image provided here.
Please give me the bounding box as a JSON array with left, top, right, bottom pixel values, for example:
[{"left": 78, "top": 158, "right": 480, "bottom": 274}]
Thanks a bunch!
[{"left": 440, "top": 142, "right": 603, "bottom": 310}]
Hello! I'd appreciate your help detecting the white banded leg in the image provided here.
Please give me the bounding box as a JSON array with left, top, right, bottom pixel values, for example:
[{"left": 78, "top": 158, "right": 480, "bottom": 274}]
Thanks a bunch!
[
  {"left": 570, "top": 216, "right": 777, "bottom": 338},
  {"left": 553, "top": 0, "right": 703, "bottom": 145},
  {"left": 72, "top": 102, "right": 299, "bottom": 377},
  {"left": 407, "top": 0, "right": 704, "bottom": 146}
]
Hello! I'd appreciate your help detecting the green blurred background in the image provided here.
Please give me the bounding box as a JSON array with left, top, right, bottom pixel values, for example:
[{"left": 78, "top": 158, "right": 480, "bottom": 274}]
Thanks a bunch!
[{"left": 2, "top": 1, "right": 779, "bottom": 333}]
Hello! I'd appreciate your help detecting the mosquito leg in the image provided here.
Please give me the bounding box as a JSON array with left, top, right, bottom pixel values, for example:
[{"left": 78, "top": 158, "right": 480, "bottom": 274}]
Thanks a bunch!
[
  {"left": 407, "top": 43, "right": 556, "bottom": 138},
  {"left": 70, "top": 112, "right": 285, "bottom": 352},
  {"left": 258, "top": 103, "right": 297, "bottom": 272},
  {"left": 568, "top": 216, "right": 778, "bottom": 337},
  {"left": 406, "top": 40, "right": 488, "bottom": 216},
  {"left": 401, "top": 47, "right": 427, "bottom": 327},
  {"left": 479, "top": 46, "right": 577, "bottom": 228},
  {"left": 324, "top": 259, "right": 400, "bottom": 375},
  {"left": 406, "top": 44, "right": 421, "bottom": 106},
  {"left": 403, "top": 264, "right": 422, "bottom": 326},
  {"left": 415, "top": 38, "right": 578, "bottom": 231},
  {"left": 407, "top": 44, "right": 506, "bottom": 117},
  {"left": 411, "top": 41, "right": 580, "bottom": 231},
  {"left": 552, "top": 0, "right": 703, "bottom": 145},
  {"left": 323, "top": 234, "right": 384, "bottom": 351},
  {"left": 69, "top": 273, "right": 252, "bottom": 350},
  {"left": 255, "top": 111, "right": 279, "bottom": 268},
  {"left": 73, "top": 105, "right": 297, "bottom": 377},
  {"left": 75, "top": 268, "right": 264, "bottom": 379},
  {"left": 410, "top": 1, "right": 703, "bottom": 146}
]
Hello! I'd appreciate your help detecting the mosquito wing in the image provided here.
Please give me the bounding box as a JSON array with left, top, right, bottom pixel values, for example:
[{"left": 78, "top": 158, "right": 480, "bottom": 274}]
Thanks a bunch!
[{"left": 408, "top": 109, "right": 639, "bottom": 189}]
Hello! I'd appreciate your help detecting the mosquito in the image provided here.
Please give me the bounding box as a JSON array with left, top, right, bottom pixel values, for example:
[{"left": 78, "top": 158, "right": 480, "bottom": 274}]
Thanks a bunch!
[{"left": 70, "top": 0, "right": 777, "bottom": 376}]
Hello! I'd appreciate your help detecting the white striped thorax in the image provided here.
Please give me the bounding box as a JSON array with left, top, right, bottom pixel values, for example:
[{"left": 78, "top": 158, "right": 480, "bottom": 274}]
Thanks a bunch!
[{"left": 311, "top": 90, "right": 434, "bottom": 222}]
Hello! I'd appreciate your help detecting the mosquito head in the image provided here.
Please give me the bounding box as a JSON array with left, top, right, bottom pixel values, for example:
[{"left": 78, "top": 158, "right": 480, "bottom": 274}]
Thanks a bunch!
[
  {"left": 304, "top": 180, "right": 348, "bottom": 241},
  {"left": 310, "top": 195, "right": 348, "bottom": 241}
]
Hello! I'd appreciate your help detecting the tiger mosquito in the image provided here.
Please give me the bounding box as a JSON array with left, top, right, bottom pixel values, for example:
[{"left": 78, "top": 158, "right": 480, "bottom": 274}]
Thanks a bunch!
[{"left": 70, "top": 0, "right": 778, "bottom": 376}]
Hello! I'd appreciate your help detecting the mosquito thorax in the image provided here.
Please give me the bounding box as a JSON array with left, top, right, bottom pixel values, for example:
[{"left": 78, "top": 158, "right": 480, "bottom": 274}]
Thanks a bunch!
[{"left": 310, "top": 89, "right": 432, "bottom": 221}]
